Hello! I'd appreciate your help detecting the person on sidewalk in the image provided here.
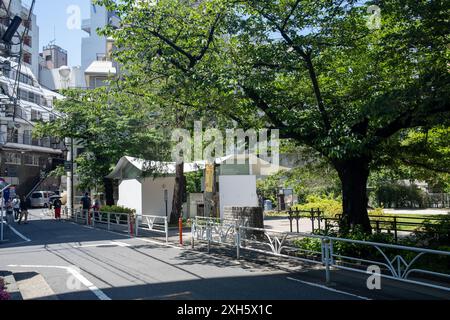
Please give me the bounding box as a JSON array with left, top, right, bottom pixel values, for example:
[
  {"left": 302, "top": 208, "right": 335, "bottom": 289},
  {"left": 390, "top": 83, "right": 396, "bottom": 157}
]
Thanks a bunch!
[
  {"left": 12, "top": 196, "right": 20, "bottom": 221},
  {"left": 53, "top": 197, "right": 63, "bottom": 220},
  {"left": 80, "top": 193, "right": 91, "bottom": 221},
  {"left": 18, "top": 196, "right": 30, "bottom": 225},
  {"left": 5, "top": 200, "right": 14, "bottom": 225},
  {"left": 92, "top": 197, "right": 101, "bottom": 220}
]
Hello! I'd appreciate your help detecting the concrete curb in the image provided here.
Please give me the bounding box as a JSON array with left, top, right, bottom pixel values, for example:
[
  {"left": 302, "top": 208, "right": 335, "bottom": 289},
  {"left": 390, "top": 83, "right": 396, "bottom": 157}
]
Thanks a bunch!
[{"left": 0, "top": 271, "right": 23, "bottom": 301}]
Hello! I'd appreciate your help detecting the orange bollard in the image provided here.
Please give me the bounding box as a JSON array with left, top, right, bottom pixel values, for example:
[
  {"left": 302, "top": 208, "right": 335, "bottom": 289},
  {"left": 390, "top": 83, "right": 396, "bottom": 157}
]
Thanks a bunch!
[{"left": 179, "top": 217, "right": 183, "bottom": 246}]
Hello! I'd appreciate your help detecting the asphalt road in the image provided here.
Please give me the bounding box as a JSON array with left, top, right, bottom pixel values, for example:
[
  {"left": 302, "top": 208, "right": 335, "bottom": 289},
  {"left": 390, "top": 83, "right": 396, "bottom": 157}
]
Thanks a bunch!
[{"left": 0, "top": 209, "right": 449, "bottom": 300}]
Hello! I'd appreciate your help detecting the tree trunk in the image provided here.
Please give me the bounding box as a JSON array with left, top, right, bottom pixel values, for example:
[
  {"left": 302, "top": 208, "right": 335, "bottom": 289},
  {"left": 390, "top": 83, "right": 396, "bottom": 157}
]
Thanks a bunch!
[
  {"left": 170, "top": 161, "right": 185, "bottom": 224},
  {"left": 335, "top": 158, "right": 372, "bottom": 234}
]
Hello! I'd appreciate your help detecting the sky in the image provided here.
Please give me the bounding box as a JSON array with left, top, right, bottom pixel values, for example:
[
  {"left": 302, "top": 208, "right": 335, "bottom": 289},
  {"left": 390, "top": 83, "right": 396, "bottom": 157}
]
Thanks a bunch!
[{"left": 33, "top": 0, "right": 91, "bottom": 67}]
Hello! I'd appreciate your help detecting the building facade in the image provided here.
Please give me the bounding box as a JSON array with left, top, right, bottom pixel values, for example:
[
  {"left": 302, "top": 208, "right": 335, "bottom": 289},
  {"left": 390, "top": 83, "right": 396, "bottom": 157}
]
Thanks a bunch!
[
  {"left": 40, "top": 44, "right": 67, "bottom": 70},
  {"left": 0, "top": 0, "right": 64, "bottom": 197},
  {"left": 81, "top": 1, "right": 118, "bottom": 88}
]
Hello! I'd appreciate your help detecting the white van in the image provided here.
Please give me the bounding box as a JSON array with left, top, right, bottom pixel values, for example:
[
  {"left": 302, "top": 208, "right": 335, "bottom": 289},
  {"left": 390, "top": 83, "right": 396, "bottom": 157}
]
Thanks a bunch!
[{"left": 30, "top": 191, "right": 55, "bottom": 208}]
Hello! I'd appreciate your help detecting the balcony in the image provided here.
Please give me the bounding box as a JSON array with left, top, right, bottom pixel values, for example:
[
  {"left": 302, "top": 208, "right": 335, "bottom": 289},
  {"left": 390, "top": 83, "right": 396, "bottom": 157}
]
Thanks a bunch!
[{"left": 0, "top": 131, "right": 64, "bottom": 150}]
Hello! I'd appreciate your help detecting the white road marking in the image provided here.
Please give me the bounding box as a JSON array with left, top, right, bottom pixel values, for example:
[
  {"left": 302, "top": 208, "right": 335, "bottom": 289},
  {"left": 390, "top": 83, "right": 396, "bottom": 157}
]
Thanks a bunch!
[
  {"left": 6, "top": 223, "right": 31, "bottom": 242},
  {"left": 73, "top": 241, "right": 131, "bottom": 249},
  {"left": 286, "top": 277, "right": 371, "bottom": 300},
  {"left": 113, "top": 241, "right": 131, "bottom": 247},
  {"left": 7, "top": 264, "right": 111, "bottom": 301}
]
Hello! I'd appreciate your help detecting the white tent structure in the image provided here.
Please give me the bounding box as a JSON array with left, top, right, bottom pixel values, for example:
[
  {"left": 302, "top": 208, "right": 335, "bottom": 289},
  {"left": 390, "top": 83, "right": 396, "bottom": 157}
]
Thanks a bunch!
[{"left": 106, "top": 157, "right": 202, "bottom": 218}]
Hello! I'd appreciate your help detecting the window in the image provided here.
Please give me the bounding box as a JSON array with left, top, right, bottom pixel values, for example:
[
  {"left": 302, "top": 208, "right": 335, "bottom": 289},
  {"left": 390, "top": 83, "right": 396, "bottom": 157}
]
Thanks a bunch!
[
  {"left": 23, "top": 52, "right": 32, "bottom": 65},
  {"left": 23, "top": 18, "right": 31, "bottom": 30},
  {"left": 31, "top": 109, "right": 42, "bottom": 121},
  {"left": 32, "top": 193, "right": 42, "bottom": 199},
  {"left": 24, "top": 155, "right": 39, "bottom": 166},
  {"left": 5, "top": 152, "right": 21, "bottom": 165},
  {"left": 23, "top": 130, "right": 32, "bottom": 145},
  {"left": 23, "top": 35, "right": 32, "bottom": 47}
]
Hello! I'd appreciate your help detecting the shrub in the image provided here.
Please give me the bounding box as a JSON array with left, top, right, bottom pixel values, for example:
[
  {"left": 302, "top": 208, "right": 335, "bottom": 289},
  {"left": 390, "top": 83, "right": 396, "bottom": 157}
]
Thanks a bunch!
[
  {"left": 292, "top": 195, "right": 342, "bottom": 218},
  {"left": 99, "top": 205, "right": 135, "bottom": 215},
  {"left": 375, "top": 183, "right": 427, "bottom": 208},
  {"left": 411, "top": 216, "right": 450, "bottom": 247}
]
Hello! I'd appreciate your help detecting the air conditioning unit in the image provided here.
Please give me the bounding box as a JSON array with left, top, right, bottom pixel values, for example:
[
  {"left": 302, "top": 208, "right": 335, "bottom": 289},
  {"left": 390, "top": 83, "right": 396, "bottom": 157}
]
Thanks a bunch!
[{"left": 5, "top": 103, "right": 14, "bottom": 117}]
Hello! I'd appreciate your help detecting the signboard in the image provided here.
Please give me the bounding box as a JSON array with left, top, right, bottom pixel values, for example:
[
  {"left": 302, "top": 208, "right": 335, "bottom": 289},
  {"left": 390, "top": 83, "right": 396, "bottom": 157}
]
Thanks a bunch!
[
  {"left": 64, "top": 161, "right": 73, "bottom": 171},
  {"left": 205, "top": 164, "right": 215, "bottom": 193}
]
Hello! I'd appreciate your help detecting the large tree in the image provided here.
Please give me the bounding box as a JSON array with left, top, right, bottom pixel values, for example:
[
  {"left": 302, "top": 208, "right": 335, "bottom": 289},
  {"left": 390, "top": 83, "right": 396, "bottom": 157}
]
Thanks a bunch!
[
  {"left": 99, "top": 0, "right": 449, "bottom": 232},
  {"left": 34, "top": 87, "right": 169, "bottom": 202}
]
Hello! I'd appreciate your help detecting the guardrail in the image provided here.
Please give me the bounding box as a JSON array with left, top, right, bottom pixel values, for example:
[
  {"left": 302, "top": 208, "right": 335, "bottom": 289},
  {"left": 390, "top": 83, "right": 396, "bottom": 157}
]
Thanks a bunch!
[
  {"left": 68, "top": 210, "right": 169, "bottom": 241},
  {"left": 286, "top": 209, "right": 450, "bottom": 242},
  {"left": 192, "top": 217, "right": 450, "bottom": 292},
  {"left": 70, "top": 210, "right": 133, "bottom": 235},
  {"left": 136, "top": 215, "right": 169, "bottom": 243}
]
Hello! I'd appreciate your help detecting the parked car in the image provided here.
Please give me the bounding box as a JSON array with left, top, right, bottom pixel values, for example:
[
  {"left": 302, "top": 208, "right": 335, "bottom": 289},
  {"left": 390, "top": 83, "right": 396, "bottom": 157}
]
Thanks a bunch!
[
  {"left": 48, "top": 195, "right": 62, "bottom": 209},
  {"left": 30, "top": 191, "right": 55, "bottom": 208}
]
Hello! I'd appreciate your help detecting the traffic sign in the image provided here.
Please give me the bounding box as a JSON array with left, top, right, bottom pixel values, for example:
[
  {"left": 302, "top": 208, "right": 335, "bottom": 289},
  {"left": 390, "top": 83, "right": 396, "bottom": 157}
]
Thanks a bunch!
[{"left": 64, "top": 161, "right": 73, "bottom": 171}]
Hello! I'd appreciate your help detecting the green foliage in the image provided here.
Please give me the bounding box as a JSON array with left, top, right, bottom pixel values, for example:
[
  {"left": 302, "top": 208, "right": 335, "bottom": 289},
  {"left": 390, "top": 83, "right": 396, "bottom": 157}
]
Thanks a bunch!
[
  {"left": 412, "top": 216, "right": 450, "bottom": 247},
  {"left": 375, "top": 183, "right": 428, "bottom": 209},
  {"left": 293, "top": 195, "right": 343, "bottom": 218},
  {"left": 293, "top": 226, "right": 396, "bottom": 260},
  {"left": 34, "top": 87, "right": 170, "bottom": 191},
  {"left": 47, "top": 166, "right": 65, "bottom": 178},
  {"left": 185, "top": 171, "right": 203, "bottom": 194},
  {"left": 96, "top": 0, "right": 450, "bottom": 229},
  {"left": 257, "top": 157, "right": 341, "bottom": 205},
  {"left": 99, "top": 205, "right": 135, "bottom": 215}
]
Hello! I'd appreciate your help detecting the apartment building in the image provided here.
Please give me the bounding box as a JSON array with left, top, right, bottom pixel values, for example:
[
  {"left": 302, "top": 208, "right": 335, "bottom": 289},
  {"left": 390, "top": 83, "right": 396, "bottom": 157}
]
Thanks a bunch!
[
  {"left": 0, "top": 0, "right": 64, "bottom": 197},
  {"left": 81, "top": 1, "right": 118, "bottom": 88}
]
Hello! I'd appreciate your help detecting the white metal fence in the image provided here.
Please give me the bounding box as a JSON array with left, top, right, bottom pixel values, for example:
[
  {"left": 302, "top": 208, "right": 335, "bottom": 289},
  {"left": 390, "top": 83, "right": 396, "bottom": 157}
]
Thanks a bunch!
[
  {"left": 136, "top": 215, "right": 169, "bottom": 243},
  {"left": 191, "top": 217, "right": 450, "bottom": 292},
  {"left": 68, "top": 210, "right": 169, "bottom": 242}
]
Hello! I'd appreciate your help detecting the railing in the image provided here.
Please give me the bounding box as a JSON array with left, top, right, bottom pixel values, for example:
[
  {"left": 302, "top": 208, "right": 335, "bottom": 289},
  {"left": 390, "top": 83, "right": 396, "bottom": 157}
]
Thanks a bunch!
[
  {"left": 136, "top": 215, "right": 169, "bottom": 243},
  {"left": 70, "top": 209, "right": 133, "bottom": 235},
  {"left": 0, "top": 132, "right": 64, "bottom": 149},
  {"left": 69, "top": 210, "right": 170, "bottom": 241},
  {"left": 192, "top": 217, "right": 450, "bottom": 292},
  {"left": 325, "top": 214, "right": 450, "bottom": 242},
  {"left": 287, "top": 208, "right": 323, "bottom": 233},
  {"left": 285, "top": 208, "right": 450, "bottom": 242}
]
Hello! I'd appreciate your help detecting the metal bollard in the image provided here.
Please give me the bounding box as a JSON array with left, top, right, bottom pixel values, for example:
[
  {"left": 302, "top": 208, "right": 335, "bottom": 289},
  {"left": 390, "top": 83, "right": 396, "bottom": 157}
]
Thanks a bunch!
[
  {"left": 236, "top": 222, "right": 241, "bottom": 260},
  {"left": 107, "top": 213, "right": 111, "bottom": 231},
  {"left": 191, "top": 219, "right": 195, "bottom": 249},
  {"left": 207, "top": 221, "right": 211, "bottom": 254},
  {"left": 165, "top": 218, "right": 169, "bottom": 244},
  {"left": 179, "top": 217, "right": 183, "bottom": 246},
  {"left": 324, "top": 240, "right": 331, "bottom": 285},
  {"left": 135, "top": 215, "right": 139, "bottom": 237}
]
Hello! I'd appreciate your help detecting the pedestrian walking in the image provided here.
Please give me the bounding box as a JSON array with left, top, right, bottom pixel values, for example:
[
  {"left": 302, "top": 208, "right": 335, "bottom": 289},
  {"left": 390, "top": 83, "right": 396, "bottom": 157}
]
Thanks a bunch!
[
  {"left": 53, "top": 197, "right": 63, "bottom": 220},
  {"left": 92, "top": 198, "right": 101, "bottom": 220},
  {"left": 5, "top": 200, "right": 14, "bottom": 225},
  {"left": 80, "top": 193, "right": 91, "bottom": 221},
  {"left": 18, "top": 196, "right": 30, "bottom": 225},
  {"left": 12, "top": 196, "right": 20, "bottom": 221}
]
